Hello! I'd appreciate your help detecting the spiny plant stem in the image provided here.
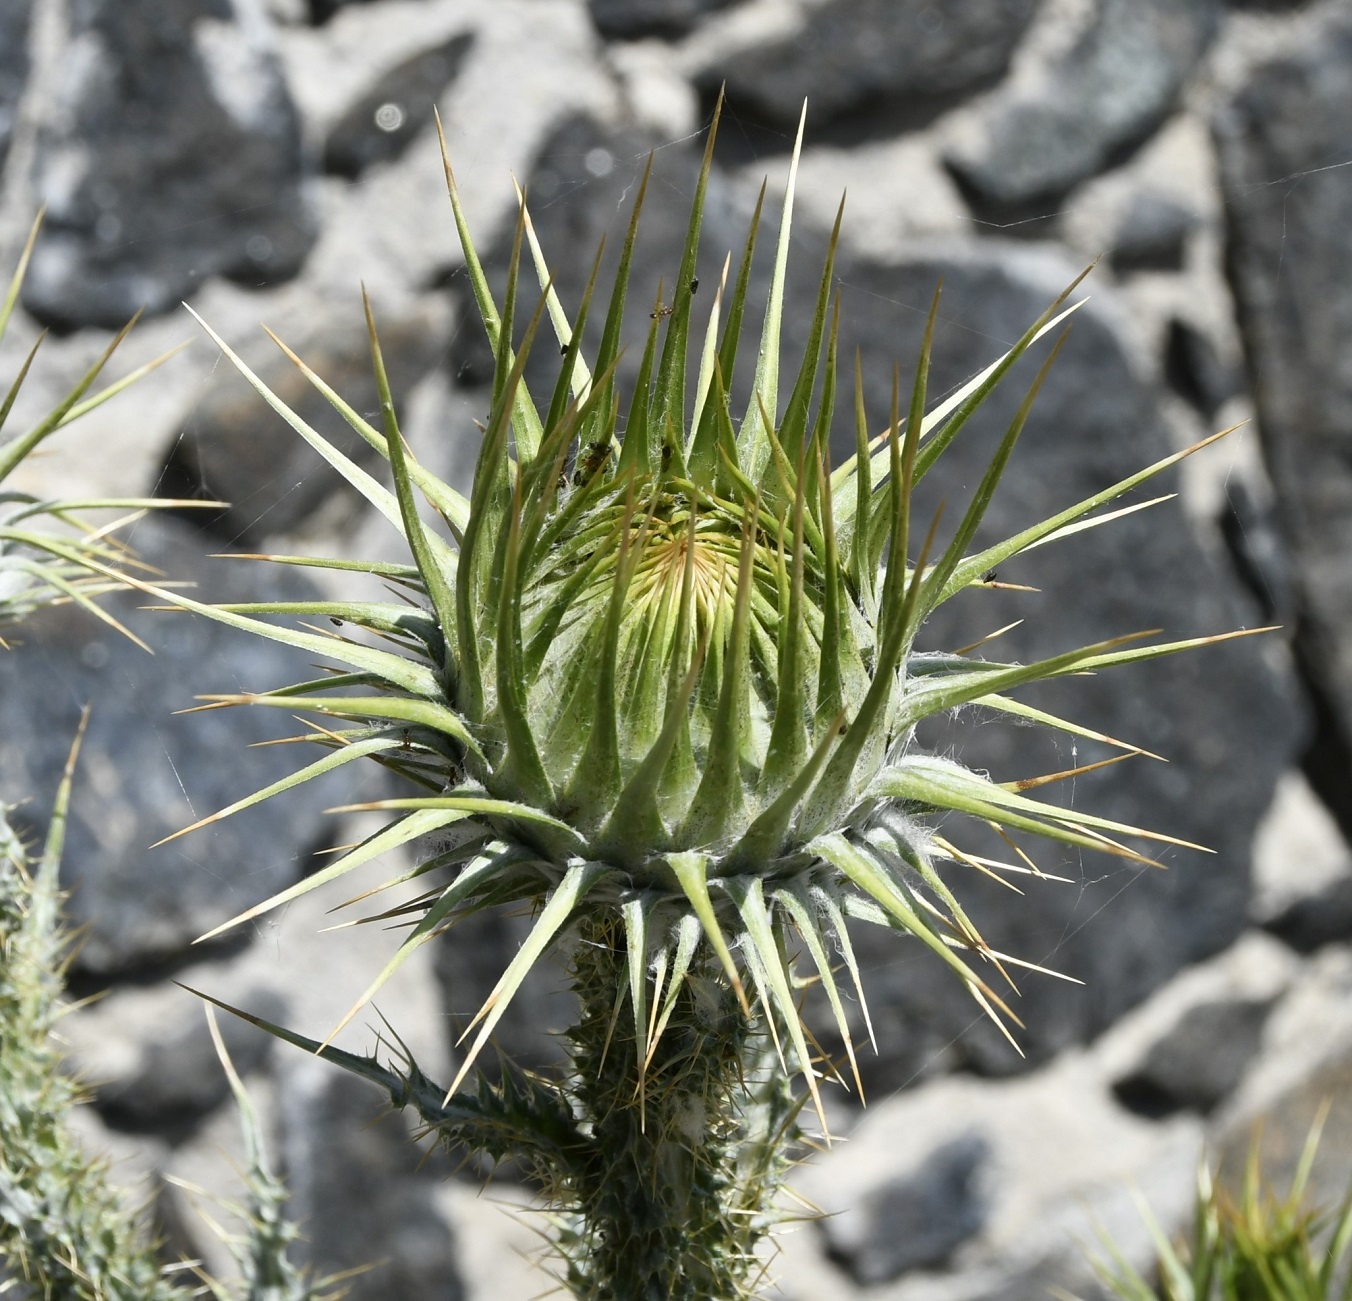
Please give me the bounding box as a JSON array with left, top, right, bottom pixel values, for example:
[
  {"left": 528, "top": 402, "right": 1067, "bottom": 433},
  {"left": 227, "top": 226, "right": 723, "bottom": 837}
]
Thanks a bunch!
[
  {"left": 0, "top": 806, "right": 191, "bottom": 1301},
  {"left": 563, "top": 914, "right": 793, "bottom": 1300}
]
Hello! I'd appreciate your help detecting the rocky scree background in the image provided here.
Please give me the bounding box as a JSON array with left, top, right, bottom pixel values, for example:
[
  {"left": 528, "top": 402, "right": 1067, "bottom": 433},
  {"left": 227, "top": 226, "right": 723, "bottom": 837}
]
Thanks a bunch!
[{"left": 1, "top": 0, "right": 1350, "bottom": 1297}]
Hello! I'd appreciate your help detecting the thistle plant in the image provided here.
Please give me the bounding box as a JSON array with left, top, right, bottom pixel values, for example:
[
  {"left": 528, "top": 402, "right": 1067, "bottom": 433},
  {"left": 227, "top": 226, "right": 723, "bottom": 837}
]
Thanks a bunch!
[
  {"left": 121, "top": 103, "right": 1256, "bottom": 1297},
  {"left": 1075, "top": 1109, "right": 1352, "bottom": 1301},
  {"left": 0, "top": 225, "right": 329, "bottom": 1301}
]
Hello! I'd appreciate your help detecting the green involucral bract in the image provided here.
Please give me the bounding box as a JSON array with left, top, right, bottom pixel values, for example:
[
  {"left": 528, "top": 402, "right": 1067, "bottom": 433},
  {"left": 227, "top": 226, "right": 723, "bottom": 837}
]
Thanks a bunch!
[{"left": 134, "top": 102, "right": 1255, "bottom": 1292}]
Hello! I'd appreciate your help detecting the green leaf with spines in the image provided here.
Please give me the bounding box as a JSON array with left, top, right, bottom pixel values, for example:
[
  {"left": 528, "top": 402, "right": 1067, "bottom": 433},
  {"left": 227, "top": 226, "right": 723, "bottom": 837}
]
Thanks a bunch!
[
  {"left": 448, "top": 859, "right": 608, "bottom": 1096},
  {"left": 195, "top": 806, "right": 473, "bottom": 945},
  {"left": 0, "top": 312, "right": 141, "bottom": 483},
  {"left": 738, "top": 104, "right": 807, "bottom": 482},
  {"left": 649, "top": 90, "right": 722, "bottom": 467},
  {"left": 767, "top": 195, "right": 844, "bottom": 496},
  {"left": 911, "top": 329, "right": 1069, "bottom": 633},
  {"left": 436, "top": 115, "right": 545, "bottom": 460},
  {"left": 616, "top": 282, "right": 664, "bottom": 478},
  {"left": 678, "top": 517, "right": 756, "bottom": 847},
  {"left": 726, "top": 874, "right": 824, "bottom": 1124},
  {"left": 184, "top": 308, "right": 438, "bottom": 561},
  {"left": 261, "top": 325, "right": 471, "bottom": 536},
  {"left": 772, "top": 882, "right": 863, "bottom": 1095},
  {"left": 152, "top": 735, "right": 401, "bottom": 849},
  {"left": 364, "top": 292, "right": 461, "bottom": 680}
]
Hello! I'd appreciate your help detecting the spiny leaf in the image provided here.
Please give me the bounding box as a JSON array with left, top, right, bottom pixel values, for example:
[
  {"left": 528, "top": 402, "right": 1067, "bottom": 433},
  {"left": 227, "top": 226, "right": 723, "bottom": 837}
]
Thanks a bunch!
[
  {"left": 679, "top": 518, "right": 755, "bottom": 846},
  {"left": 0, "top": 209, "right": 41, "bottom": 349},
  {"left": 261, "top": 325, "right": 470, "bottom": 535},
  {"left": 738, "top": 102, "right": 807, "bottom": 481},
  {"left": 12, "top": 538, "right": 446, "bottom": 699},
  {"left": 194, "top": 807, "right": 474, "bottom": 944},
  {"left": 515, "top": 177, "right": 597, "bottom": 406},
  {"left": 0, "top": 310, "right": 143, "bottom": 483},
  {"left": 727, "top": 875, "right": 825, "bottom": 1129},
  {"left": 448, "top": 860, "right": 607, "bottom": 1098},
  {"left": 319, "top": 853, "right": 510, "bottom": 1051},
  {"left": 913, "top": 328, "right": 1069, "bottom": 629},
  {"left": 152, "top": 735, "right": 400, "bottom": 848},
  {"left": 363, "top": 289, "right": 458, "bottom": 676},
  {"left": 810, "top": 832, "right": 1011, "bottom": 1019},
  {"left": 770, "top": 193, "right": 844, "bottom": 486},
  {"left": 773, "top": 882, "right": 863, "bottom": 1097},
  {"left": 938, "top": 427, "right": 1236, "bottom": 606},
  {"left": 435, "top": 110, "right": 544, "bottom": 458},
  {"left": 649, "top": 88, "right": 723, "bottom": 463},
  {"left": 666, "top": 852, "right": 748, "bottom": 1015}
]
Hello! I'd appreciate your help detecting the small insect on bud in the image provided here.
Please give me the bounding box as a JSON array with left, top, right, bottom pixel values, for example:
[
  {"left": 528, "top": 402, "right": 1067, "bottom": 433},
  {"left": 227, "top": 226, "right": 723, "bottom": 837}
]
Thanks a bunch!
[
  {"left": 650, "top": 303, "right": 674, "bottom": 319},
  {"left": 572, "top": 439, "right": 614, "bottom": 486},
  {"left": 982, "top": 569, "right": 999, "bottom": 583},
  {"left": 690, "top": 277, "right": 699, "bottom": 295}
]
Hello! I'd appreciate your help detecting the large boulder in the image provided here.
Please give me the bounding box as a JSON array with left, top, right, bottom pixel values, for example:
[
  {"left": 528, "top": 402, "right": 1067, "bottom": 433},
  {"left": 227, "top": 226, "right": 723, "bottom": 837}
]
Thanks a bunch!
[
  {"left": 62, "top": 977, "right": 285, "bottom": 1135},
  {"left": 945, "top": 0, "right": 1222, "bottom": 215},
  {"left": 0, "top": 514, "right": 376, "bottom": 974},
  {"left": 799, "top": 1054, "right": 1203, "bottom": 1299},
  {"left": 1215, "top": 10, "right": 1352, "bottom": 824},
  {"left": 22, "top": 0, "right": 313, "bottom": 330},
  {"left": 696, "top": 0, "right": 1036, "bottom": 136}
]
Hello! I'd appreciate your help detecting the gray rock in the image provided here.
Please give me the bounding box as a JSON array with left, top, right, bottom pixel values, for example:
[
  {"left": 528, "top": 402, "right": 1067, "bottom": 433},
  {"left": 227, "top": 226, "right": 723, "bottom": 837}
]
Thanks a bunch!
[
  {"left": 945, "top": 0, "right": 1221, "bottom": 214},
  {"left": 0, "top": 0, "right": 33, "bottom": 178},
  {"left": 1110, "top": 192, "right": 1199, "bottom": 273},
  {"left": 0, "top": 514, "right": 376, "bottom": 974},
  {"left": 1215, "top": 12, "right": 1352, "bottom": 820},
  {"left": 158, "top": 298, "right": 449, "bottom": 545},
  {"left": 1263, "top": 876, "right": 1352, "bottom": 953},
  {"left": 279, "top": 1061, "right": 464, "bottom": 1301},
  {"left": 590, "top": 0, "right": 742, "bottom": 40},
  {"left": 65, "top": 980, "right": 285, "bottom": 1134},
  {"left": 1113, "top": 997, "right": 1275, "bottom": 1116},
  {"left": 801, "top": 1055, "right": 1203, "bottom": 1299},
  {"left": 323, "top": 32, "right": 474, "bottom": 180},
  {"left": 822, "top": 1132, "right": 989, "bottom": 1284},
  {"left": 1166, "top": 316, "right": 1242, "bottom": 418},
  {"left": 22, "top": 0, "right": 313, "bottom": 330},
  {"left": 697, "top": 0, "right": 1036, "bottom": 135}
]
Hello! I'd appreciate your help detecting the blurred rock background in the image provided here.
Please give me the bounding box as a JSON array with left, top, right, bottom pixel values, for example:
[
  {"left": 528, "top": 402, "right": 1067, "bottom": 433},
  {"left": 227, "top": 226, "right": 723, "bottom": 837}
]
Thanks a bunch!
[{"left": 1, "top": 0, "right": 1349, "bottom": 1296}]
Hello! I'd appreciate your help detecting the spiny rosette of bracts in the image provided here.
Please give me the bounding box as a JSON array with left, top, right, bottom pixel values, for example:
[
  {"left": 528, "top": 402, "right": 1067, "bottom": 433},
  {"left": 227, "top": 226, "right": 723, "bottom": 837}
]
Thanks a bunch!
[{"left": 122, "top": 103, "right": 1260, "bottom": 1114}]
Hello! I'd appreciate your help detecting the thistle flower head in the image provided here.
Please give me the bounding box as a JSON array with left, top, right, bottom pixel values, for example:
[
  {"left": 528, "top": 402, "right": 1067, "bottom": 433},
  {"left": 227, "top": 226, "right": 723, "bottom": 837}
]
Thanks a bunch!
[{"left": 155, "top": 103, "right": 1252, "bottom": 1107}]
